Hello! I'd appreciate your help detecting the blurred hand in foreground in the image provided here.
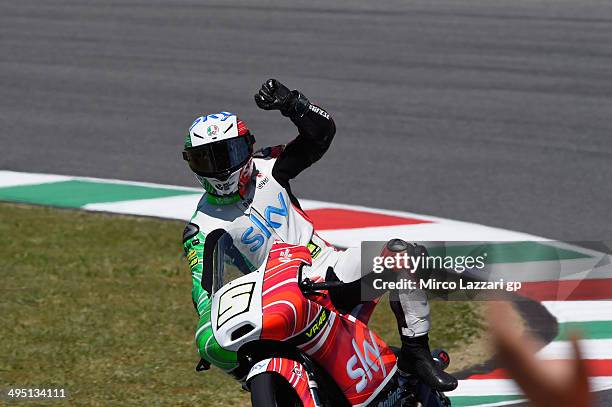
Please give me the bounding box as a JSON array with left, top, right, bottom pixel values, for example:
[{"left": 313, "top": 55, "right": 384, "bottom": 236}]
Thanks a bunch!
[{"left": 487, "top": 302, "right": 592, "bottom": 407}]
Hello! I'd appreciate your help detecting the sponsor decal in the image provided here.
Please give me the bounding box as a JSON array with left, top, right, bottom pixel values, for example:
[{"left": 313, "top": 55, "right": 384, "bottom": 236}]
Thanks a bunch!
[
  {"left": 279, "top": 248, "right": 292, "bottom": 263},
  {"left": 214, "top": 180, "right": 234, "bottom": 192},
  {"left": 256, "top": 176, "right": 269, "bottom": 189},
  {"left": 287, "top": 309, "right": 330, "bottom": 346},
  {"left": 254, "top": 360, "right": 268, "bottom": 370},
  {"left": 346, "top": 335, "right": 387, "bottom": 393},
  {"left": 307, "top": 241, "right": 322, "bottom": 259},
  {"left": 241, "top": 214, "right": 269, "bottom": 252},
  {"left": 187, "top": 249, "right": 198, "bottom": 269},
  {"left": 207, "top": 125, "right": 219, "bottom": 136},
  {"left": 241, "top": 192, "right": 288, "bottom": 252},
  {"left": 249, "top": 359, "right": 269, "bottom": 377},
  {"left": 308, "top": 105, "right": 330, "bottom": 119},
  {"left": 292, "top": 364, "right": 303, "bottom": 378},
  {"left": 377, "top": 387, "right": 402, "bottom": 407},
  {"left": 305, "top": 309, "right": 328, "bottom": 339}
]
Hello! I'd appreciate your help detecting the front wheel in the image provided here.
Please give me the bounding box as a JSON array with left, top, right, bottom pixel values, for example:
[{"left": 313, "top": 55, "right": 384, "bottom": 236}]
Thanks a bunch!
[{"left": 250, "top": 372, "right": 302, "bottom": 407}]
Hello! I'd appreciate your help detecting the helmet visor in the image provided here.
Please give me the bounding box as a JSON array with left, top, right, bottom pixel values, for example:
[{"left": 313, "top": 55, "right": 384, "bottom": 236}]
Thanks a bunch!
[{"left": 183, "top": 136, "right": 252, "bottom": 178}]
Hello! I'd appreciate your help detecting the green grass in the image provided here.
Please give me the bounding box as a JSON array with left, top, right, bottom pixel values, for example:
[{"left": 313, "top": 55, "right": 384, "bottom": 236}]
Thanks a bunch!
[{"left": 0, "top": 203, "right": 485, "bottom": 406}]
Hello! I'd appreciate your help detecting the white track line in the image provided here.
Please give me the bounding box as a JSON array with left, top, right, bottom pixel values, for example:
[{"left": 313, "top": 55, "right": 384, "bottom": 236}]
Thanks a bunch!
[
  {"left": 475, "top": 401, "right": 526, "bottom": 407},
  {"left": 542, "top": 301, "right": 612, "bottom": 323},
  {"left": 84, "top": 194, "right": 200, "bottom": 220},
  {"left": 537, "top": 339, "right": 612, "bottom": 360},
  {"left": 451, "top": 377, "right": 612, "bottom": 396},
  {"left": 0, "top": 171, "right": 71, "bottom": 188}
]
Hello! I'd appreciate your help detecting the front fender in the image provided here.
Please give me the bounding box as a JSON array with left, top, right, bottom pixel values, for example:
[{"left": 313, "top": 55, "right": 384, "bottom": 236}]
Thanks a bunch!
[{"left": 246, "top": 357, "right": 318, "bottom": 407}]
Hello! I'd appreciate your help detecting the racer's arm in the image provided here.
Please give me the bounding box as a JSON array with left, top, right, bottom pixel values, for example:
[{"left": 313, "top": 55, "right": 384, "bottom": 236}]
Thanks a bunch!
[
  {"left": 254, "top": 79, "right": 336, "bottom": 189},
  {"left": 182, "top": 222, "right": 210, "bottom": 316}
]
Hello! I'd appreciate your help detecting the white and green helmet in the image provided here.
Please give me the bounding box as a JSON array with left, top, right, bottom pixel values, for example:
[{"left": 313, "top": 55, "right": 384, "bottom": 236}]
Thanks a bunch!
[{"left": 183, "top": 112, "right": 255, "bottom": 199}]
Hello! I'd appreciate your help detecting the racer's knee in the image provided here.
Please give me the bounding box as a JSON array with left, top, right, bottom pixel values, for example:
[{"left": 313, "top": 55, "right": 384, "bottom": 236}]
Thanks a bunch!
[{"left": 390, "top": 289, "right": 431, "bottom": 337}]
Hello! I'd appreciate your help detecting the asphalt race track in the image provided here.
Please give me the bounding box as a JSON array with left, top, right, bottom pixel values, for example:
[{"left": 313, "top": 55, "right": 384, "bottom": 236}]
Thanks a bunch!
[
  {"left": 2, "top": 0, "right": 612, "bottom": 240},
  {"left": 2, "top": 1, "right": 612, "bottom": 404}
]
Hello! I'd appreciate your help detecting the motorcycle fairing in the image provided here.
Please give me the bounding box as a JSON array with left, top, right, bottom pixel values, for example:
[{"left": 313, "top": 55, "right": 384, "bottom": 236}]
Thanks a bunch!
[
  {"left": 202, "top": 240, "right": 313, "bottom": 370},
  {"left": 246, "top": 357, "right": 318, "bottom": 407},
  {"left": 259, "top": 243, "right": 323, "bottom": 342},
  {"left": 258, "top": 242, "right": 398, "bottom": 406},
  {"left": 211, "top": 270, "right": 264, "bottom": 352},
  {"left": 299, "top": 311, "right": 398, "bottom": 406}
]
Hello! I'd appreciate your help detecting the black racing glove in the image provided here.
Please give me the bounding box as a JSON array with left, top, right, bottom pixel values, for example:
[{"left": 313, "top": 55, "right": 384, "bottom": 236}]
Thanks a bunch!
[{"left": 254, "top": 78, "right": 311, "bottom": 119}]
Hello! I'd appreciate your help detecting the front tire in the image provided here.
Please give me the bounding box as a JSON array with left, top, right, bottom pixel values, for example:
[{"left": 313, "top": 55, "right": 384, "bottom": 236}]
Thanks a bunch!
[{"left": 250, "top": 372, "right": 302, "bottom": 407}]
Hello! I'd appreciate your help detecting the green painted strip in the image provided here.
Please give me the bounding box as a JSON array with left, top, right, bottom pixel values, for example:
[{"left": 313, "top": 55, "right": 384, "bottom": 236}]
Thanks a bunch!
[
  {"left": 0, "top": 180, "right": 197, "bottom": 208},
  {"left": 428, "top": 242, "right": 591, "bottom": 264},
  {"left": 449, "top": 395, "right": 524, "bottom": 406},
  {"left": 556, "top": 321, "right": 612, "bottom": 341}
]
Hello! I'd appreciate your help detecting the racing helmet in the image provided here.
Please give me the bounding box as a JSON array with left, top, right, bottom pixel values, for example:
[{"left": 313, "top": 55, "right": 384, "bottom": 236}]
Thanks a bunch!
[{"left": 183, "top": 112, "right": 255, "bottom": 198}]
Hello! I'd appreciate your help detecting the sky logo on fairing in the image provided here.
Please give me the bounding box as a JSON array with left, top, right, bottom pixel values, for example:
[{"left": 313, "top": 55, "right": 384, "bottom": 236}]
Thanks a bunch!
[
  {"left": 346, "top": 335, "right": 387, "bottom": 393},
  {"left": 241, "top": 192, "right": 288, "bottom": 252}
]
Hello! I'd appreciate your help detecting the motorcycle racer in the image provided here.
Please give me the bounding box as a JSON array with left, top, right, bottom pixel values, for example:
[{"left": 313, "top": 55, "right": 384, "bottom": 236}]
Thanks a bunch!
[{"left": 182, "top": 79, "right": 457, "bottom": 392}]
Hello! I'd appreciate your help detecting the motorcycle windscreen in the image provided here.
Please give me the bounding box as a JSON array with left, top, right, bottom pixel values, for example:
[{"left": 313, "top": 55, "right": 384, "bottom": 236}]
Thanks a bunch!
[{"left": 211, "top": 232, "right": 254, "bottom": 294}]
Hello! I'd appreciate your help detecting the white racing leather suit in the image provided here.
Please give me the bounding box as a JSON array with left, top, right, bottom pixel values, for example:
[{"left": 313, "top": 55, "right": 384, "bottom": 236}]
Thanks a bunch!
[{"left": 182, "top": 104, "right": 430, "bottom": 337}]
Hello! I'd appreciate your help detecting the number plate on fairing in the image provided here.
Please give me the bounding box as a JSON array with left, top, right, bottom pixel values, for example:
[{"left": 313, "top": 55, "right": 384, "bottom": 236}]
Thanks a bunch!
[{"left": 211, "top": 271, "right": 264, "bottom": 352}]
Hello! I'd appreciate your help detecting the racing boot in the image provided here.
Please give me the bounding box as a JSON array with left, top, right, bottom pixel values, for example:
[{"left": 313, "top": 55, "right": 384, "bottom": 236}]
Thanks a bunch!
[{"left": 398, "top": 334, "right": 458, "bottom": 392}]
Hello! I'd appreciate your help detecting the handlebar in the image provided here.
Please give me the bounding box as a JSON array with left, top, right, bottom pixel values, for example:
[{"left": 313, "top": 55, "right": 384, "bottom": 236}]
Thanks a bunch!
[{"left": 299, "top": 278, "right": 344, "bottom": 293}]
